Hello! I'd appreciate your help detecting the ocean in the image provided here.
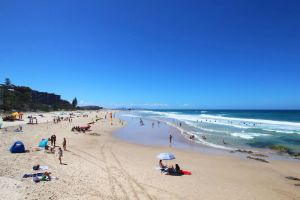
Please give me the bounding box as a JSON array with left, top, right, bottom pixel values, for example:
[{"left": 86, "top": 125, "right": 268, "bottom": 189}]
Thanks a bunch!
[{"left": 120, "top": 110, "right": 300, "bottom": 154}]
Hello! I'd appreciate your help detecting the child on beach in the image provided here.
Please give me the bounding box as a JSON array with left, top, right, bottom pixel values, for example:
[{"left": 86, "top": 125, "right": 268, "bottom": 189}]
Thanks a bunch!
[{"left": 57, "top": 147, "right": 63, "bottom": 164}]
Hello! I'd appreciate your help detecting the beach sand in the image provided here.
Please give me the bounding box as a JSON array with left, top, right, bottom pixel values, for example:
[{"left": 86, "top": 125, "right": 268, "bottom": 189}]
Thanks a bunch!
[{"left": 0, "top": 111, "right": 299, "bottom": 200}]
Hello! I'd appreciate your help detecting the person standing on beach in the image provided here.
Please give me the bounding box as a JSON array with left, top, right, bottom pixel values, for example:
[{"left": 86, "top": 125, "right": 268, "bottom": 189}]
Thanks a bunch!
[
  {"left": 57, "top": 147, "right": 63, "bottom": 164},
  {"left": 152, "top": 122, "right": 154, "bottom": 128},
  {"left": 50, "top": 135, "right": 54, "bottom": 146},
  {"left": 63, "top": 138, "right": 67, "bottom": 151},
  {"left": 53, "top": 135, "right": 56, "bottom": 147},
  {"left": 169, "top": 134, "right": 173, "bottom": 144}
]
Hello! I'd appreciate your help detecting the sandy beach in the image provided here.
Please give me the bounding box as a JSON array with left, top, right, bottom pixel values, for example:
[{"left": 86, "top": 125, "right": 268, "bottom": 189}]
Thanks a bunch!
[{"left": 0, "top": 110, "right": 300, "bottom": 200}]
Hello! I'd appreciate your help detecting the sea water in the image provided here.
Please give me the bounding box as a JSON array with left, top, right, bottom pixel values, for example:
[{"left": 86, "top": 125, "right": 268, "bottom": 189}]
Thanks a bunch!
[{"left": 120, "top": 110, "right": 300, "bottom": 154}]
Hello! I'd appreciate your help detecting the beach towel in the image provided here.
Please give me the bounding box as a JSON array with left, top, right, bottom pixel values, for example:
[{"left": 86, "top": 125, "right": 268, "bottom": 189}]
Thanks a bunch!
[{"left": 39, "top": 166, "right": 48, "bottom": 171}]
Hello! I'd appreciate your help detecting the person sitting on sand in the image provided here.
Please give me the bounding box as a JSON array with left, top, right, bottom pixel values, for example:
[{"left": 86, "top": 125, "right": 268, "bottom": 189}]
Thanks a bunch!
[
  {"left": 40, "top": 171, "right": 51, "bottom": 181},
  {"left": 167, "top": 165, "right": 175, "bottom": 174},
  {"left": 45, "top": 145, "right": 55, "bottom": 153},
  {"left": 159, "top": 160, "right": 167, "bottom": 169}
]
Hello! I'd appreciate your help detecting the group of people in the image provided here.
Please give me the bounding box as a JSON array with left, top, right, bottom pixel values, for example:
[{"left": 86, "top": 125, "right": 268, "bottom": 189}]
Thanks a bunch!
[
  {"left": 71, "top": 125, "right": 91, "bottom": 133},
  {"left": 159, "top": 160, "right": 182, "bottom": 175},
  {"left": 28, "top": 116, "right": 38, "bottom": 124},
  {"left": 45, "top": 135, "right": 66, "bottom": 164}
]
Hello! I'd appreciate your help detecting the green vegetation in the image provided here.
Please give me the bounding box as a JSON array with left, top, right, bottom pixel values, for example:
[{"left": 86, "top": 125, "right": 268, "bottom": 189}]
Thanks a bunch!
[
  {"left": 0, "top": 78, "right": 74, "bottom": 112},
  {"left": 72, "top": 97, "right": 78, "bottom": 108},
  {"left": 270, "top": 145, "right": 300, "bottom": 157},
  {"left": 270, "top": 145, "right": 289, "bottom": 153}
]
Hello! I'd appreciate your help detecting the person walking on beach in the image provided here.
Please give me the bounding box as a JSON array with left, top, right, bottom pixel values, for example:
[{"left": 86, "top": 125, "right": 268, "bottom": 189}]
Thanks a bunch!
[
  {"left": 53, "top": 135, "right": 56, "bottom": 147},
  {"left": 57, "top": 147, "right": 63, "bottom": 164},
  {"left": 63, "top": 138, "right": 67, "bottom": 151},
  {"left": 140, "top": 118, "right": 144, "bottom": 126},
  {"left": 152, "top": 122, "right": 154, "bottom": 128},
  {"left": 169, "top": 134, "right": 173, "bottom": 144}
]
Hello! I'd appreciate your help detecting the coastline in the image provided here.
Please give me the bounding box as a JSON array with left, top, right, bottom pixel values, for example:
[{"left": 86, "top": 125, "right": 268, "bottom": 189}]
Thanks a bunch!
[{"left": 0, "top": 111, "right": 300, "bottom": 199}]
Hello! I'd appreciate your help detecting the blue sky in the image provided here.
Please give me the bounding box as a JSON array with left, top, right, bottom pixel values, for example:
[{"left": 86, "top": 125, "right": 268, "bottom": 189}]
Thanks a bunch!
[{"left": 0, "top": 0, "right": 300, "bottom": 109}]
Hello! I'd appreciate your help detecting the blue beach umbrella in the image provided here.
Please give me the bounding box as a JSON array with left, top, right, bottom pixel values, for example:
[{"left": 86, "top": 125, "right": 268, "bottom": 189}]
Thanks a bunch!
[{"left": 157, "top": 152, "right": 175, "bottom": 160}]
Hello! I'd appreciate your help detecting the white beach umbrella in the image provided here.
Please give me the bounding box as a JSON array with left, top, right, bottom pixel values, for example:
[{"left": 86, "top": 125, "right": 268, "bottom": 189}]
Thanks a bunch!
[{"left": 157, "top": 152, "right": 175, "bottom": 160}]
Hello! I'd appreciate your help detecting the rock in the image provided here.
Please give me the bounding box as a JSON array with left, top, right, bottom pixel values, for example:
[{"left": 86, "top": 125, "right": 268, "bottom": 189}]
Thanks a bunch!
[
  {"left": 235, "top": 149, "right": 253, "bottom": 154},
  {"left": 286, "top": 176, "right": 300, "bottom": 181},
  {"left": 246, "top": 156, "right": 269, "bottom": 163}
]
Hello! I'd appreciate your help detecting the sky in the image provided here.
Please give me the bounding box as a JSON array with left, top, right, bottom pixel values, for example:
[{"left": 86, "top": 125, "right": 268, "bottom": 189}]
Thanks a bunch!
[{"left": 0, "top": 0, "right": 300, "bottom": 109}]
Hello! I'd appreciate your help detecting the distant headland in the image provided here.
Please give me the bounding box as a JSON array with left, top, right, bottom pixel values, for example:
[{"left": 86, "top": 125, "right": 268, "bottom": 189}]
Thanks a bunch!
[{"left": 0, "top": 78, "right": 102, "bottom": 112}]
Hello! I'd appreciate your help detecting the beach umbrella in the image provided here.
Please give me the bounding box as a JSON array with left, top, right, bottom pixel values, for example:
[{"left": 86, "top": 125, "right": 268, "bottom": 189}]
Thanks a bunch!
[{"left": 157, "top": 152, "right": 175, "bottom": 160}]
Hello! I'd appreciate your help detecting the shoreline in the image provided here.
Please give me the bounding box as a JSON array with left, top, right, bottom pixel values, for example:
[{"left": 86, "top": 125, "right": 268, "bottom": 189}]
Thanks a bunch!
[
  {"left": 115, "top": 113, "right": 300, "bottom": 162},
  {"left": 1, "top": 111, "right": 300, "bottom": 199}
]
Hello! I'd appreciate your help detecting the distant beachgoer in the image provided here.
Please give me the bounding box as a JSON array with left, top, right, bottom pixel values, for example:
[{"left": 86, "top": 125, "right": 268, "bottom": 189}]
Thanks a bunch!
[
  {"left": 50, "top": 135, "right": 54, "bottom": 146},
  {"left": 169, "top": 134, "right": 173, "bottom": 144},
  {"left": 53, "top": 135, "right": 56, "bottom": 146},
  {"left": 189, "top": 135, "right": 195, "bottom": 139},
  {"left": 58, "top": 147, "right": 63, "bottom": 164},
  {"left": 223, "top": 139, "right": 227, "bottom": 145},
  {"left": 202, "top": 135, "right": 206, "bottom": 140},
  {"left": 140, "top": 118, "right": 144, "bottom": 126},
  {"left": 19, "top": 125, "right": 22, "bottom": 132},
  {"left": 157, "top": 121, "right": 160, "bottom": 127},
  {"left": 152, "top": 122, "right": 154, "bottom": 128},
  {"left": 63, "top": 138, "right": 67, "bottom": 151},
  {"left": 179, "top": 123, "right": 182, "bottom": 127}
]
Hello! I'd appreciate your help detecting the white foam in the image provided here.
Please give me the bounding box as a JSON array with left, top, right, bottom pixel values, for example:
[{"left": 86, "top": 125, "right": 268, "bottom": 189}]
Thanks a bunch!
[
  {"left": 138, "top": 111, "right": 300, "bottom": 133},
  {"left": 263, "top": 129, "right": 300, "bottom": 134},
  {"left": 121, "top": 114, "right": 141, "bottom": 118},
  {"left": 164, "top": 121, "right": 234, "bottom": 150},
  {"left": 230, "top": 132, "right": 270, "bottom": 140}
]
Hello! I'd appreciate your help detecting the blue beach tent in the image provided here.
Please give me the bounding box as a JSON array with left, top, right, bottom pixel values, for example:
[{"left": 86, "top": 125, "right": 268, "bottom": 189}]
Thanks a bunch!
[
  {"left": 38, "top": 139, "right": 48, "bottom": 148},
  {"left": 10, "top": 141, "right": 25, "bottom": 153}
]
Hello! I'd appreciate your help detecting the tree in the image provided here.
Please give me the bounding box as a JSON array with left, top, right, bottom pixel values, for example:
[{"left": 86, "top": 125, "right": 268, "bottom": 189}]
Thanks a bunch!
[
  {"left": 72, "top": 97, "right": 78, "bottom": 108},
  {"left": 5, "top": 78, "right": 11, "bottom": 86}
]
